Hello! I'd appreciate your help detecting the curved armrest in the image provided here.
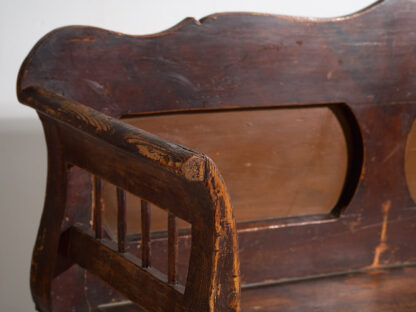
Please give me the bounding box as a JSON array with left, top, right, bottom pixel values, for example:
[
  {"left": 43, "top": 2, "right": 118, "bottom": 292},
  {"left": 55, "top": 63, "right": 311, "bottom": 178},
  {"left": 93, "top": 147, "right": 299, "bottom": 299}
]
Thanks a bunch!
[
  {"left": 18, "top": 85, "right": 211, "bottom": 223},
  {"left": 18, "top": 85, "right": 204, "bottom": 182},
  {"left": 18, "top": 85, "right": 241, "bottom": 312}
]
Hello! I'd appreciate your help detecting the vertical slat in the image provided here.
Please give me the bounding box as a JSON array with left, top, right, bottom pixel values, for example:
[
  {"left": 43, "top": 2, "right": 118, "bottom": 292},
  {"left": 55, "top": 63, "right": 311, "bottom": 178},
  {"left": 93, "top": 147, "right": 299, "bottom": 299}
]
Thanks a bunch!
[
  {"left": 168, "top": 213, "right": 178, "bottom": 285},
  {"left": 93, "top": 176, "right": 104, "bottom": 239},
  {"left": 117, "top": 188, "right": 127, "bottom": 253},
  {"left": 141, "top": 200, "right": 151, "bottom": 267}
]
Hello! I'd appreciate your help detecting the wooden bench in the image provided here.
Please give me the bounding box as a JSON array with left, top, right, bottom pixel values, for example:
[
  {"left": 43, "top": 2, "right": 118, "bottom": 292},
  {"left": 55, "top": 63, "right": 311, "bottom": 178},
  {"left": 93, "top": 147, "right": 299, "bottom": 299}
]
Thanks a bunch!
[{"left": 17, "top": 0, "right": 416, "bottom": 310}]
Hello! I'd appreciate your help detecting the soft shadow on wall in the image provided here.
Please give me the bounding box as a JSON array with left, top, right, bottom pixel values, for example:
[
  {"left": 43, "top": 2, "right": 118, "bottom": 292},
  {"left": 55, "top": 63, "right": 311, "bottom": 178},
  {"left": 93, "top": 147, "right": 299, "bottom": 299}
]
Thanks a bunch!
[{"left": 0, "top": 119, "right": 46, "bottom": 311}]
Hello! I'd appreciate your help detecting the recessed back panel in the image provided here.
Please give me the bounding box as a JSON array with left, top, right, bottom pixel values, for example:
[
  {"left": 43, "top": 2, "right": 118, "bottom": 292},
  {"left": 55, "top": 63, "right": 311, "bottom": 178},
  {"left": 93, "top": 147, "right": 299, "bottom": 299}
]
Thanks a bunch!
[
  {"left": 103, "top": 106, "right": 349, "bottom": 234},
  {"left": 405, "top": 119, "right": 416, "bottom": 204}
]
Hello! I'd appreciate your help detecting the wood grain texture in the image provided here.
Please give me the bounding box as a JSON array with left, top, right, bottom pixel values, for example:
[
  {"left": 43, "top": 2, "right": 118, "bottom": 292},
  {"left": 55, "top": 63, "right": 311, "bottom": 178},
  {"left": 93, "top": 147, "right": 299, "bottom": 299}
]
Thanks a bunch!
[
  {"left": 30, "top": 117, "right": 69, "bottom": 312},
  {"left": 115, "top": 106, "right": 348, "bottom": 230},
  {"left": 240, "top": 266, "right": 416, "bottom": 312},
  {"left": 19, "top": 89, "right": 241, "bottom": 311},
  {"left": 16, "top": 0, "right": 416, "bottom": 310},
  {"left": 64, "top": 224, "right": 185, "bottom": 312},
  {"left": 96, "top": 266, "right": 416, "bottom": 312}
]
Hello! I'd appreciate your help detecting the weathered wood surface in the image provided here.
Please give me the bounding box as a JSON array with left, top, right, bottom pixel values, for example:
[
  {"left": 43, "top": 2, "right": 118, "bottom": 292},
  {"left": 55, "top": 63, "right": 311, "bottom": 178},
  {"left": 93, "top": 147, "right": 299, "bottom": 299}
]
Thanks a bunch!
[
  {"left": 19, "top": 89, "right": 241, "bottom": 312},
  {"left": 16, "top": 0, "right": 416, "bottom": 310},
  {"left": 97, "top": 265, "right": 416, "bottom": 312},
  {"left": 112, "top": 106, "right": 349, "bottom": 231},
  {"left": 64, "top": 224, "right": 186, "bottom": 312}
]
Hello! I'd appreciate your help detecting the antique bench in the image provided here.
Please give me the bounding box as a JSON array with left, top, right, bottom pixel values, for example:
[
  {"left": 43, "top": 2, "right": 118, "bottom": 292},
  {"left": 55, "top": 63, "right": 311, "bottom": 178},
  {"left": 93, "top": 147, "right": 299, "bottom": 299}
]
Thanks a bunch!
[{"left": 17, "top": 0, "right": 416, "bottom": 310}]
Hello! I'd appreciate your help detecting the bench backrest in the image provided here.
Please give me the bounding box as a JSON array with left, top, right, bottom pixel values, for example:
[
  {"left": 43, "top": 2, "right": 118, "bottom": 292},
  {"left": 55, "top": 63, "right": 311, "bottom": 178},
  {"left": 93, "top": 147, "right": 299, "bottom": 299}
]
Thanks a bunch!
[{"left": 17, "top": 0, "right": 416, "bottom": 310}]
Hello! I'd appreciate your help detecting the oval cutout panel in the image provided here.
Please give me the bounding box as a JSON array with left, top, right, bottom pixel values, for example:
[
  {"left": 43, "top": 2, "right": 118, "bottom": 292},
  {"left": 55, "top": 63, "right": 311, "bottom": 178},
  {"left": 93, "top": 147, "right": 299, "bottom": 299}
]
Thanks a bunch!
[
  {"left": 103, "top": 105, "right": 359, "bottom": 234},
  {"left": 405, "top": 119, "right": 416, "bottom": 203}
]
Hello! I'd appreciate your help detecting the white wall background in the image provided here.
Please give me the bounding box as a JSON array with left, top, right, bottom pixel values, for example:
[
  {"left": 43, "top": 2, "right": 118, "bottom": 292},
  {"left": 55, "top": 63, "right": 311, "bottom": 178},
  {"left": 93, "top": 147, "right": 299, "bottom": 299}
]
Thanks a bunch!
[{"left": 0, "top": 0, "right": 376, "bottom": 311}]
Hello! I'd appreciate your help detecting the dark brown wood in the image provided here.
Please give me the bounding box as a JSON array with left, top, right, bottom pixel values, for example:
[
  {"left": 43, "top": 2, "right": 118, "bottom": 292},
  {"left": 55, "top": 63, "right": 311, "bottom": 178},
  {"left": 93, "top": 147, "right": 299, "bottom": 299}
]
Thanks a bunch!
[
  {"left": 21, "top": 88, "right": 240, "bottom": 312},
  {"left": 117, "top": 188, "right": 127, "bottom": 253},
  {"left": 96, "top": 266, "right": 416, "bottom": 312},
  {"left": 103, "top": 106, "right": 348, "bottom": 234},
  {"left": 141, "top": 200, "right": 151, "bottom": 268},
  {"left": 167, "top": 213, "right": 177, "bottom": 285},
  {"left": 94, "top": 176, "right": 104, "bottom": 239},
  {"left": 240, "top": 266, "right": 416, "bottom": 312},
  {"left": 30, "top": 116, "right": 69, "bottom": 312},
  {"left": 102, "top": 184, "right": 190, "bottom": 235},
  {"left": 64, "top": 224, "right": 185, "bottom": 312},
  {"left": 16, "top": 1, "right": 416, "bottom": 310}
]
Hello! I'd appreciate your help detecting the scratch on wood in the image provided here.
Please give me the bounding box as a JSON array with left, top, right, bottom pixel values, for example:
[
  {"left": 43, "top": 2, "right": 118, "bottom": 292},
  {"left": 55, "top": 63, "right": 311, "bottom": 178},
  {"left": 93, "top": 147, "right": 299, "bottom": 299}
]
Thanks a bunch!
[
  {"left": 84, "top": 79, "right": 105, "bottom": 90},
  {"left": 71, "top": 37, "right": 96, "bottom": 42},
  {"left": 341, "top": 42, "right": 385, "bottom": 46},
  {"left": 382, "top": 144, "right": 400, "bottom": 164},
  {"left": 370, "top": 200, "right": 391, "bottom": 268}
]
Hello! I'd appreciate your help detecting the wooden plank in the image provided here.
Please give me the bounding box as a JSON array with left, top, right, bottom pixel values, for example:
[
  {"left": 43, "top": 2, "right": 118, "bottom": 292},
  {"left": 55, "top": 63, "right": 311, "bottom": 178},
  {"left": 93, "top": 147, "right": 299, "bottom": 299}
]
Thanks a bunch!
[
  {"left": 96, "top": 266, "right": 416, "bottom": 312},
  {"left": 65, "top": 224, "right": 185, "bottom": 312},
  {"left": 240, "top": 266, "right": 416, "bottom": 312},
  {"left": 29, "top": 117, "right": 70, "bottom": 312}
]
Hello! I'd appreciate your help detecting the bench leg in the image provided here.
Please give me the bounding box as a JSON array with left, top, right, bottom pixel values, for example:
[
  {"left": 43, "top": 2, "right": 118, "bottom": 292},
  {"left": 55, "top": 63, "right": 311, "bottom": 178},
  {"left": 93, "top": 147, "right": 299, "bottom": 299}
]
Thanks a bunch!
[{"left": 30, "top": 121, "right": 68, "bottom": 312}]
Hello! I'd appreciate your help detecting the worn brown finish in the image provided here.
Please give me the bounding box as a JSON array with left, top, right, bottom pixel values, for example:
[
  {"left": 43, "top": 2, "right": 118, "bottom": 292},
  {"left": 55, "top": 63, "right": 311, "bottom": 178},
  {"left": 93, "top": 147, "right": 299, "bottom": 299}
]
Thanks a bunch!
[
  {"left": 240, "top": 266, "right": 416, "bottom": 312},
  {"left": 19, "top": 86, "right": 241, "bottom": 312},
  {"left": 29, "top": 117, "right": 69, "bottom": 312},
  {"left": 16, "top": 0, "right": 416, "bottom": 311},
  {"left": 96, "top": 266, "right": 416, "bottom": 312},
  {"left": 103, "top": 106, "right": 349, "bottom": 233},
  {"left": 64, "top": 224, "right": 186, "bottom": 312}
]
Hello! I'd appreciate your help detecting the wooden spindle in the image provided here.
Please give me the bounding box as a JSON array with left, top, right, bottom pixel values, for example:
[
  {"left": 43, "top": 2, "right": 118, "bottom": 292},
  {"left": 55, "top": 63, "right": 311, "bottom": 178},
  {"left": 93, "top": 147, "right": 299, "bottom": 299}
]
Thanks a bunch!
[
  {"left": 117, "top": 188, "right": 127, "bottom": 253},
  {"left": 141, "top": 200, "right": 151, "bottom": 267},
  {"left": 168, "top": 213, "right": 178, "bottom": 285},
  {"left": 93, "top": 176, "right": 104, "bottom": 239}
]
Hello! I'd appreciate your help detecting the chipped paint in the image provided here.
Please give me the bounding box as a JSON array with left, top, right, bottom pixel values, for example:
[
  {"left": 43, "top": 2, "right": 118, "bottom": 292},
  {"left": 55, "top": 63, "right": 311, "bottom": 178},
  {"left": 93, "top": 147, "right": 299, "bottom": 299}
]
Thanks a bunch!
[
  {"left": 204, "top": 159, "right": 241, "bottom": 311},
  {"left": 382, "top": 144, "right": 400, "bottom": 164},
  {"left": 348, "top": 217, "right": 362, "bottom": 233},
  {"left": 370, "top": 200, "right": 391, "bottom": 267},
  {"left": 124, "top": 134, "right": 181, "bottom": 170},
  {"left": 181, "top": 155, "right": 206, "bottom": 181}
]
